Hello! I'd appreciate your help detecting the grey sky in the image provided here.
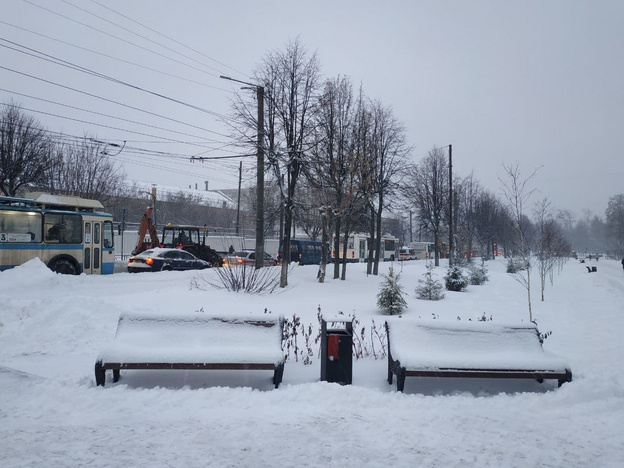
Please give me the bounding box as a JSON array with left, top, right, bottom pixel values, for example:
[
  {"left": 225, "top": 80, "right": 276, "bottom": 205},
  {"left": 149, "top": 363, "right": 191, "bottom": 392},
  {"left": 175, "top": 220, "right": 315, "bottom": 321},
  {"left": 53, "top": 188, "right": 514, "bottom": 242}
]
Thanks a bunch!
[{"left": 1, "top": 0, "right": 622, "bottom": 219}]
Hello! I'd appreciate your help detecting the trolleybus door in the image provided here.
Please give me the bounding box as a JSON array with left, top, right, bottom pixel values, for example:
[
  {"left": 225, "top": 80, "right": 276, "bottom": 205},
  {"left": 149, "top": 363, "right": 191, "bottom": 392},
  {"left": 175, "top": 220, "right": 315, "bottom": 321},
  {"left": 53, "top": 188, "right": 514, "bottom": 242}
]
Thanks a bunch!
[{"left": 83, "top": 221, "right": 102, "bottom": 274}]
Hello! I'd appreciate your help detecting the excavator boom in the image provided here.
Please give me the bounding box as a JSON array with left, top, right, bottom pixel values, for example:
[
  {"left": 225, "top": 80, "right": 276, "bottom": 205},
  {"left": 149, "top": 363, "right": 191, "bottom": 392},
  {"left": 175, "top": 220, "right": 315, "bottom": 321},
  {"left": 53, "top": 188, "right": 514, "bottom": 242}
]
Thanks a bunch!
[{"left": 132, "top": 207, "right": 160, "bottom": 255}]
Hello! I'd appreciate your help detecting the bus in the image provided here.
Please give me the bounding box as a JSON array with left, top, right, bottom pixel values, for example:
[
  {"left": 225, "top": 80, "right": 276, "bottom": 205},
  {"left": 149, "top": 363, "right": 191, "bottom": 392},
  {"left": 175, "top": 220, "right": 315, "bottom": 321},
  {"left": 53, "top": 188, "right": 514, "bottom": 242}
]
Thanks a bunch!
[
  {"left": 0, "top": 192, "right": 115, "bottom": 275},
  {"left": 331, "top": 233, "right": 399, "bottom": 263},
  {"left": 278, "top": 239, "right": 323, "bottom": 265},
  {"left": 408, "top": 241, "right": 433, "bottom": 260}
]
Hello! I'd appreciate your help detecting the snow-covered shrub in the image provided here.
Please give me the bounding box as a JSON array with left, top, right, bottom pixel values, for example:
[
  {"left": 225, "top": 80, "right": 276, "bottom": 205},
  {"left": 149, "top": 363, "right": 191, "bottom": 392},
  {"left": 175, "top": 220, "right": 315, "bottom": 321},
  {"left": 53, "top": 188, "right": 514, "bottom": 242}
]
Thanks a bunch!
[
  {"left": 445, "top": 265, "right": 469, "bottom": 292},
  {"left": 468, "top": 258, "right": 489, "bottom": 285},
  {"left": 282, "top": 312, "right": 318, "bottom": 365},
  {"left": 376, "top": 267, "right": 408, "bottom": 315},
  {"left": 415, "top": 261, "right": 445, "bottom": 300},
  {"left": 506, "top": 258, "right": 528, "bottom": 273},
  {"left": 191, "top": 263, "right": 284, "bottom": 294},
  {"left": 282, "top": 307, "right": 388, "bottom": 364}
]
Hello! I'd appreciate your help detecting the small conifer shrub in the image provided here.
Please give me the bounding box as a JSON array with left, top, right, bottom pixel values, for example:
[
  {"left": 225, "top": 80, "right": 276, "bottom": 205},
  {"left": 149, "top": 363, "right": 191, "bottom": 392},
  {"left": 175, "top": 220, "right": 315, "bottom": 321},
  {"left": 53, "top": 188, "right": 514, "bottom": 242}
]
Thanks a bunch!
[
  {"left": 445, "top": 265, "right": 469, "bottom": 292},
  {"left": 376, "top": 267, "right": 408, "bottom": 315},
  {"left": 468, "top": 258, "right": 489, "bottom": 285},
  {"left": 415, "top": 261, "right": 445, "bottom": 300}
]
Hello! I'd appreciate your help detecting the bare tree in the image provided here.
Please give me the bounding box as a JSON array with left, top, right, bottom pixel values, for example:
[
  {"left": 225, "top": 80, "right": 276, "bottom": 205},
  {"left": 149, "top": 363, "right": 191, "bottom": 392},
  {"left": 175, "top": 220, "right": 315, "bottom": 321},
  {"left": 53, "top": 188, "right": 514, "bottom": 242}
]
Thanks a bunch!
[
  {"left": 253, "top": 38, "right": 321, "bottom": 287},
  {"left": 498, "top": 161, "right": 539, "bottom": 321},
  {"left": 402, "top": 146, "right": 448, "bottom": 266},
  {"left": 0, "top": 102, "right": 53, "bottom": 196},
  {"left": 309, "top": 76, "right": 371, "bottom": 281},
  {"left": 473, "top": 190, "right": 506, "bottom": 260},
  {"left": 39, "top": 136, "right": 126, "bottom": 204},
  {"left": 453, "top": 174, "right": 481, "bottom": 262},
  {"left": 533, "top": 198, "right": 570, "bottom": 301},
  {"left": 605, "top": 194, "right": 624, "bottom": 257},
  {"left": 364, "top": 100, "right": 409, "bottom": 275}
]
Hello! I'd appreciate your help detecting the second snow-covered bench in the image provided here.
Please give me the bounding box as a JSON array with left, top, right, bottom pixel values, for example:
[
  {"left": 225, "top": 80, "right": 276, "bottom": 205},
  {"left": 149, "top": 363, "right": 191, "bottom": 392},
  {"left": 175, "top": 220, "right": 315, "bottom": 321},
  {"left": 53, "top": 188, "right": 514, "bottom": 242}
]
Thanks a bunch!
[
  {"left": 95, "top": 312, "right": 285, "bottom": 388},
  {"left": 386, "top": 318, "right": 572, "bottom": 392}
]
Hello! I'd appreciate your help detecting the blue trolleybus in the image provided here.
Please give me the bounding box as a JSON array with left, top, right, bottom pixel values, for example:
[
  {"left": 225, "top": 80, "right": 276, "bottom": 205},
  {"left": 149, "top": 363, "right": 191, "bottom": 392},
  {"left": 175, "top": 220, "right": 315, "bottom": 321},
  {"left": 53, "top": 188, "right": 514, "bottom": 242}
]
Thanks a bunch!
[{"left": 0, "top": 192, "right": 115, "bottom": 275}]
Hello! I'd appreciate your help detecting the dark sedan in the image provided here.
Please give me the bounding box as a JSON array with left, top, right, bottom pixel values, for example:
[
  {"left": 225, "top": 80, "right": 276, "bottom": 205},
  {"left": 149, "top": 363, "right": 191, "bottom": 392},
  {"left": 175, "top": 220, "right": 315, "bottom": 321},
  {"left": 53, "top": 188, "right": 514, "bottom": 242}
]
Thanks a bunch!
[{"left": 127, "top": 248, "right": 211, "bottom": 273}]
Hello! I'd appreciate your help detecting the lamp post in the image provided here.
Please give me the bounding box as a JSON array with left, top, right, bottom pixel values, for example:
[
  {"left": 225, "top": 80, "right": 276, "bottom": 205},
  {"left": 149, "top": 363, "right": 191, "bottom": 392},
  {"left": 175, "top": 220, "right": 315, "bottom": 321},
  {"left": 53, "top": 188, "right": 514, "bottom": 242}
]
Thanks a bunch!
[
  {"left": 220, "top": 75, "right": 265, "bottom": 269},
  {"left": 448, "top": 144, "right": 453, "bottom": 267}
]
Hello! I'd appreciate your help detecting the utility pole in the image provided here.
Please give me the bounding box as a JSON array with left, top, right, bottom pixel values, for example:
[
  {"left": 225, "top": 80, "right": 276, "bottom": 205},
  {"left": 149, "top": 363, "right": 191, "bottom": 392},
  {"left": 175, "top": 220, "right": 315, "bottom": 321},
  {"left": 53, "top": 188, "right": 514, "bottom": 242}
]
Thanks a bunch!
[
  {"left": 220, "top": 75, "right": 265, "bottom": 269},
  {"left": 448, "top": 144, "right": 453, "bottom": 267},
  {"left": 151, "top": 185, "right": 157, "bottom": 230},
  {"left": 256, "top": 85, "right": 265, "bottom": 269},
  {"left": 236, "top": 161, "right": 242, "bottom": 234}
]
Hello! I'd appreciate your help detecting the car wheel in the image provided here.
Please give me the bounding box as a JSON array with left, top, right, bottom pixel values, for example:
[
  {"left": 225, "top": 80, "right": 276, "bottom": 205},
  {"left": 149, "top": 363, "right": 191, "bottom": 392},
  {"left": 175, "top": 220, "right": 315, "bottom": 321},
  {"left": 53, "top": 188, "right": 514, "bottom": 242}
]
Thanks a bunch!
[{"left": 161, "top": 265, "right": 172, "bottom": 271}]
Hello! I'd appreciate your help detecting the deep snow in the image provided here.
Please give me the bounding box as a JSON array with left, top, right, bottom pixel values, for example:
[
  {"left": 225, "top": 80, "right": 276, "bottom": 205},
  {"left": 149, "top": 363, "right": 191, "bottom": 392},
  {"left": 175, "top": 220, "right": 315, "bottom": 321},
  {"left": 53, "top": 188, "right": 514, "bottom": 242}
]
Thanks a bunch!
[{"left": 1, "top": 256, "right": 623, "bottom": 467}]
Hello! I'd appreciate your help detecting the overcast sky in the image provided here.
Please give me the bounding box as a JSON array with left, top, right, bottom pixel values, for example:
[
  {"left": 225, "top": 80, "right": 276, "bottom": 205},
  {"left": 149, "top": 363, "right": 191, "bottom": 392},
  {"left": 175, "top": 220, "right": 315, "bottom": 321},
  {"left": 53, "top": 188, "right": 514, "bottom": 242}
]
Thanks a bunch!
[{"left": 2, "top": 0, "right": 622, "bottom": 219}]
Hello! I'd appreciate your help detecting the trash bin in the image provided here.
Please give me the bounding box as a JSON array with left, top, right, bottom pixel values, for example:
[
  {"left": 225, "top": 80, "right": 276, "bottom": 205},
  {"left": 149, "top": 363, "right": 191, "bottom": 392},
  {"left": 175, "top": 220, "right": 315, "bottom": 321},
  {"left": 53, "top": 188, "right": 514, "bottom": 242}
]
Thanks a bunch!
[{"left": 320, "top": 316, "right": 353, "bottom": 385}]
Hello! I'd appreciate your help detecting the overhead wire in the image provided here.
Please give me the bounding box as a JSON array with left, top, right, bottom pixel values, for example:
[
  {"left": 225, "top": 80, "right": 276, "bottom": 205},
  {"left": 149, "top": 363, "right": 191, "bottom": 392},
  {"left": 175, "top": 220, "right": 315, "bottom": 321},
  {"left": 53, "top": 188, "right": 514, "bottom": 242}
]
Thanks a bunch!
[
  {"left": 0, "top": 37, "right": 232, "bottom": 121},
  {"left": 0, "top": 86, "right": 235, "bottom": 148},
  {"left": 0, "top": 102, "right": 230, "bottom": 150},
  {"left": 0, "top": 64, "right": 232, "bottom": 139},
  {"left": 6, "top": 1, "right": 260, "bottom": 187},
  {"left": 0, "top": 19, "right": 235, "bottom": 93},
  {"left": 36, "top": 126, "right": 244, "bottom": 182},
  {"left": 88, "top": 0, "right": 252, "bottom": 81},
  {"left": 21, "top": 0, "right": 228, "bottom": 80},
  {"left": 60, "top": 0, "right": 227, "bottom": 77}
]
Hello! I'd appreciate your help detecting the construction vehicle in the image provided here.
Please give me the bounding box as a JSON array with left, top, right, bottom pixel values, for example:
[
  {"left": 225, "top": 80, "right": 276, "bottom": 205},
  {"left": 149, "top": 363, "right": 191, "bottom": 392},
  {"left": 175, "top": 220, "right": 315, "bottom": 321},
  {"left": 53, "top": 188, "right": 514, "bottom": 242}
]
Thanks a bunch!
[
  {"left": 132, "top": 209, "right": 223, "bottom": 267},
  {"left": 132, "top": 207, "right": 159, "bottom": 255},
  {"left": 160, "top": 224, "right": 223, "bottom": 267}
]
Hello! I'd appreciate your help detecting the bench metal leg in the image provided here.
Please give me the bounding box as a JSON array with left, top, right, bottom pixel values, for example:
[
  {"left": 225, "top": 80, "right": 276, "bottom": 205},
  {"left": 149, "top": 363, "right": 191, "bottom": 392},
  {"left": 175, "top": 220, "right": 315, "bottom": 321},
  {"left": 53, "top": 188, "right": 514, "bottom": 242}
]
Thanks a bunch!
[
  {"left": 95, "top": 361, "right": 106, "bottom": 386},
  {"left": 274, "top": 363, "right": 284, "bottom": 389},
  {"left": 558, "top": 369, "right": 573, "bottom": 387},
  {"left": 113, "top": 369, "right": 120, "bottom": 383},
  {"left": 397, "top": 367, "right": 406, "bottom": 392}
]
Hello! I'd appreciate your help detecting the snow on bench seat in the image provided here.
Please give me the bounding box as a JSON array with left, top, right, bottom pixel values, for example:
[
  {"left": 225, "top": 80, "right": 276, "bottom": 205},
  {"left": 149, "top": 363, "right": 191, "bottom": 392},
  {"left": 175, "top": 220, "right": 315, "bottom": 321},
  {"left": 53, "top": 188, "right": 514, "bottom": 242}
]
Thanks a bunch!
[
  {"left": 95, "top": 311, "right": 285, "bottom": 388},
  {"left": 386, "top": 318, "right": 572, "bottom": 392}
]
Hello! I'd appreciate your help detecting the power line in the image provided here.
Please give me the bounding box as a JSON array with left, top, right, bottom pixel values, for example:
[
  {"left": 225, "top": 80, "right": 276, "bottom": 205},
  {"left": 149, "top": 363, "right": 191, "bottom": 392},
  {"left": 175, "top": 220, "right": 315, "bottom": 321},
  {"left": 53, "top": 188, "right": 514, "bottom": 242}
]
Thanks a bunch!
[
  {"left": 0, "top": 64, "right": 232, "bottom": 138},
  {"left": 0, "top": 19, "right": 235, "bottom": 93},
  {"left": 0, "top": 37, "right": 232, "bottom": 121},
  {"left": 0, "top": 102, "right": 228, "bottom": 149},
  {"left": 0, "top": 86, "right": 231, "bottom": 147},
  {"left": 21, "top": 0, "right": 228, "bottom": 81},
  {"left": 61, "top": 0, "right": 227, "bottom": 78},
  {"left": 89, "top": 0, "right": 252, "bottom": 81}
]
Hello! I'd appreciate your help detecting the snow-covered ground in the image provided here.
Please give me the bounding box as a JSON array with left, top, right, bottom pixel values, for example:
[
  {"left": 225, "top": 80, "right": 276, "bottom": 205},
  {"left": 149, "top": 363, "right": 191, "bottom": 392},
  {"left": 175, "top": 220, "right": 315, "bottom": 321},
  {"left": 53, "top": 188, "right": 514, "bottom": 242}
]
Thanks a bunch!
[{"left": 1, "top": 256, "right": 623, "bottom": 467}]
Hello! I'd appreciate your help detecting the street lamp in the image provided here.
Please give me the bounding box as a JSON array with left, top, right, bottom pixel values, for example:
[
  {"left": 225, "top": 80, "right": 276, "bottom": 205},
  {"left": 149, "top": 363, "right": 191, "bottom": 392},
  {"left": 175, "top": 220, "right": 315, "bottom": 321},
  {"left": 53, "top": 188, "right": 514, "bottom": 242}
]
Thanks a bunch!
[{"left": 220, "top": 75, "right": 265, "bottom": 269}]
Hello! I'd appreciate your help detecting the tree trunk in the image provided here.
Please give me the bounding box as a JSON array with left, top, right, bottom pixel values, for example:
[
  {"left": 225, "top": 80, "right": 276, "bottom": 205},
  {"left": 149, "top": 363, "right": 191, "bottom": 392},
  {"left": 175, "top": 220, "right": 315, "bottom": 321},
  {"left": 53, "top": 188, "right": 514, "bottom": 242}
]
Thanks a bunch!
[
  {"left": 333, "top": 216, "right": 341, "bottom": 279},
  {"left": 373, "top": 190, "right": 383, "bottom": 275},
  {"left": 317, "top": 207, "right": 330, "bottom": 283},
  {"left": 367, "top": 204, "right": 375, "bottom": 275}
]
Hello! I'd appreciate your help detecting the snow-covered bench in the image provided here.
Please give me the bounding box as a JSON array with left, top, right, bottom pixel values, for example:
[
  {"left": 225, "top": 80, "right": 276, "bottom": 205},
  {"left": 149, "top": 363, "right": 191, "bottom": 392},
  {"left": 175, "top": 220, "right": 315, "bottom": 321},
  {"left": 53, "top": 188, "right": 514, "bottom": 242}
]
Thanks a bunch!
[
  {"left": 385, "top": 318, "right": 572, "bottom": 392},
  {"left": 95, "top": 312, "right": 285, "bottom": 388}
]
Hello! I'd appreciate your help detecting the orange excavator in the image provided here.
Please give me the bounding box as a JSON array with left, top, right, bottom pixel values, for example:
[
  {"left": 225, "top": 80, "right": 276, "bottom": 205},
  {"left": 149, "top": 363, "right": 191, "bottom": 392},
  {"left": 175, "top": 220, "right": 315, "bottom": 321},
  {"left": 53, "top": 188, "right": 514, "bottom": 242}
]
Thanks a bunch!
[
  {"left": 131, "top": 207, "right": 160, "bottom": 255},
  {"left": 131, "top": 207, "right": 223, "bottom": 267}
]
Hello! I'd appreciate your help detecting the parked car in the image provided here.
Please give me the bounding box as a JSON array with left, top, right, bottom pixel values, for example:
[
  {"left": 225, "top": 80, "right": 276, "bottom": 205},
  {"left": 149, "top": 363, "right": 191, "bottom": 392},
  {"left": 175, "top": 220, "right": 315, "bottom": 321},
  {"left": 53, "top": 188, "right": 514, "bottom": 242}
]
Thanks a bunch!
[
  {"left": 127, "top": 248, "right": 211, "bottom": 273},
  {"left": 224, "top": 250, "right": 277, "bottom": 267}
]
